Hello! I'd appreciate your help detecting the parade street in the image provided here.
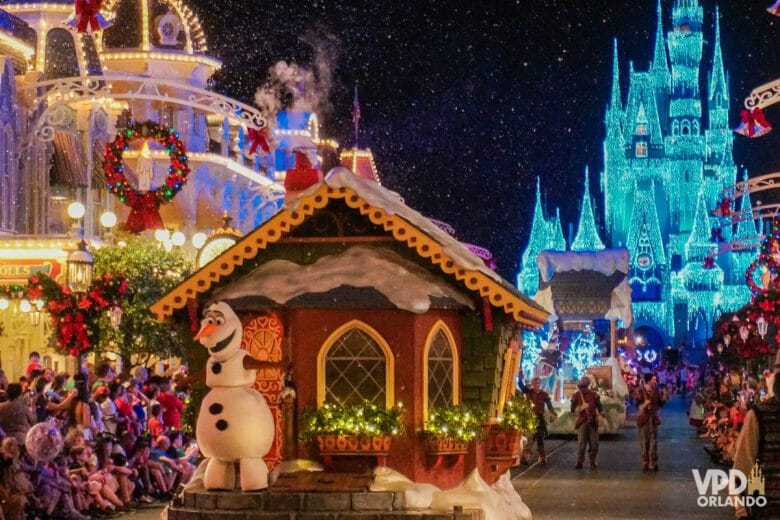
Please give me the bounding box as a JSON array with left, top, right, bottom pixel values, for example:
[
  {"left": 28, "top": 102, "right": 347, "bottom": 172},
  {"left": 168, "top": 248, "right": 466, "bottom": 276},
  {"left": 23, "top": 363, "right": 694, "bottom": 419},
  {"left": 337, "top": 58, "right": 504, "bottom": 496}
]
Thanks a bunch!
[{"left": 513, "top": 397, "right": 734, "bottom": 520}]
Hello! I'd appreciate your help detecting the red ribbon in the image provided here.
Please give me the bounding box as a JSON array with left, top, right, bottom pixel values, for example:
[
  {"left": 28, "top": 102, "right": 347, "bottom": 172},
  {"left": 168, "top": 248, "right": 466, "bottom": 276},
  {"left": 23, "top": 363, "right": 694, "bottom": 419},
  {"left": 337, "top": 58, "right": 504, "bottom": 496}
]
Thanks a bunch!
[
  {"left": 75, "top": 0, "right": 103, "bottom": 33},
  {"left": 247, "top": 128, "right": 271, "bottom": 155},
  {"left": 124, "top": 192, "right": 164, "bottom": 234},
  {"left": 703, "top": 256, "right": 716, "bottom": 269},
  {"left": 738, "top": 108, "right": 772, "bottom": 137}
]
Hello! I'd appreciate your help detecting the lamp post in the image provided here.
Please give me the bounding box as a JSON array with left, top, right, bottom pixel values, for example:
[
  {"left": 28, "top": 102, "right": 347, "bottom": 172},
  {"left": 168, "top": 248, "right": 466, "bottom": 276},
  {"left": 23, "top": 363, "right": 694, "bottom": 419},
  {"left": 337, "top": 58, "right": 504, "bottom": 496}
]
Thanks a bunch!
[{"left": 67, "top": 201, "right": 93, "bottom": 294}]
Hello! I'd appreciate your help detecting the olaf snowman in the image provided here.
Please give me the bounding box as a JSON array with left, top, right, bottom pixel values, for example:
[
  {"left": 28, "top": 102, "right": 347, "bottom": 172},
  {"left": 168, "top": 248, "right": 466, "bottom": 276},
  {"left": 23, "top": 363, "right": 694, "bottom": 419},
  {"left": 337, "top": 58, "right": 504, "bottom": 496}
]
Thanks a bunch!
[{"left": 194, "top": 302, "right": 276, "bottom": 491}]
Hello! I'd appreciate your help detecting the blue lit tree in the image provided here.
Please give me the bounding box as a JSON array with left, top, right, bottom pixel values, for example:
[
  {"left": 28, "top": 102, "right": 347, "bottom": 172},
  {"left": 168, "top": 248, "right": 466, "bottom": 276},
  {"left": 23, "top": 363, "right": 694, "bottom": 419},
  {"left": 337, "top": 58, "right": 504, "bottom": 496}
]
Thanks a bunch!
[{"left": 566, "top": 330, "right": 602, "bottom": 380}]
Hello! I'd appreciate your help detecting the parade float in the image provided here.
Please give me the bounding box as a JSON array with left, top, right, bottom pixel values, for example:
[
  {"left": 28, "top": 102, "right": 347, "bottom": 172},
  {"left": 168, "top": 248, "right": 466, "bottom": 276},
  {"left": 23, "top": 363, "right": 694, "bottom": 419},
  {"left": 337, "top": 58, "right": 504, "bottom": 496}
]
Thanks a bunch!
[
  {"left": 532, "top": 249, "right": 632, "bottom": 434},
  {"left": 152, "top": 166, "right": 547, "bottom": 519}
]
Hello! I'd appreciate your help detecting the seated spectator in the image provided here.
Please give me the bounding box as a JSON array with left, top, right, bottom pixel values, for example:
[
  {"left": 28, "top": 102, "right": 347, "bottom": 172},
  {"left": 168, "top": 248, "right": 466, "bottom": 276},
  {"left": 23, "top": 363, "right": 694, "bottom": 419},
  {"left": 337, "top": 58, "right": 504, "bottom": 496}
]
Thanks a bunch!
[{"left": 0, "top": 384, "right": 34, "bottom": 445}]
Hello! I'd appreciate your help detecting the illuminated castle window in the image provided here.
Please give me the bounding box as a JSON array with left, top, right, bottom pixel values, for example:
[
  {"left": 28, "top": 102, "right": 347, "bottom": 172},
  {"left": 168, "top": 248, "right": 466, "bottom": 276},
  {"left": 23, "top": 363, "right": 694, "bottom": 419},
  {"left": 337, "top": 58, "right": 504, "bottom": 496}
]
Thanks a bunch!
[
  {"left": 319, "top": 322, "right": 394, "bottom": 407},
  {"left": 424, "top": 323, "right": 459, "bottom": 417},
  {"left": 672, "top": 120, "right": 680, "bottom": 136},
  {"left": 681, "top": 120, "right": 690, "bottom": 136},
  {"left": 635, "top": 142, "right": 648, "bottom": 157}
]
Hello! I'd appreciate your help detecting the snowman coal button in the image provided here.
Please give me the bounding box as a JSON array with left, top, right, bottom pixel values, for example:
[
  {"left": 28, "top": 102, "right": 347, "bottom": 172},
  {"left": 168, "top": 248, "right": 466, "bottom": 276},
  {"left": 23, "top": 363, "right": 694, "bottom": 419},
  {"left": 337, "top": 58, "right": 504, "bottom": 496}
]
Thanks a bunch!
[
  {"left": 211, "top": 362, "right": 222, "bottom": 375},
  {"left": 216, "top": 419, "right": 229, "bottom": 431},
  {"left": 209, "top": 403, "right": 223, "bottom": 415}
]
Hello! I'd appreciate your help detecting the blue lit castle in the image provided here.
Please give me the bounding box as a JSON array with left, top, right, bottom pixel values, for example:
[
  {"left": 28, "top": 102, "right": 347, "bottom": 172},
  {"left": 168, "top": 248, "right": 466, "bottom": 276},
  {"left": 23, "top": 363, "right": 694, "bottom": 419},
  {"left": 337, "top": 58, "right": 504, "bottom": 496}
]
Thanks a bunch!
[{"left": 518, "top": 0, "right": 755, "bottom": 349}]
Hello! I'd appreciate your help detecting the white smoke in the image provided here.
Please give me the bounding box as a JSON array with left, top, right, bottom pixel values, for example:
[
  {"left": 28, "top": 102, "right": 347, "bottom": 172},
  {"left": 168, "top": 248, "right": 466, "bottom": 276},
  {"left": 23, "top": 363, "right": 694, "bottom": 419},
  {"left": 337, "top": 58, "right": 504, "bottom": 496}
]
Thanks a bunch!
[{"left": 254, "top": 28, "right": 339, "bottom": 126}]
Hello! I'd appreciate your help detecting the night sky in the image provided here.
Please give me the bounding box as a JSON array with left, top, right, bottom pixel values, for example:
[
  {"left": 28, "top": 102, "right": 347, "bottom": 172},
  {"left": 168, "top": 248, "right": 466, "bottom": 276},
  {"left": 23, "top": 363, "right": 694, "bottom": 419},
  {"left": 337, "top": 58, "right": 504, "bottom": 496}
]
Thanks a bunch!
[{"left": 188, "top": 0, "right": 780, "bottom": 281}]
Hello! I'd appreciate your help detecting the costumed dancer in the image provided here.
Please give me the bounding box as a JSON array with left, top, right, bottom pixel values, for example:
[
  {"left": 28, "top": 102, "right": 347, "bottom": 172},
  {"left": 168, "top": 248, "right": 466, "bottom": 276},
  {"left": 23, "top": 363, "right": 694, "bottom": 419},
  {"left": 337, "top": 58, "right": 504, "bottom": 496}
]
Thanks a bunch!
[
  {"left": 193, "top": 302, "right": 279, "bottom": 491},
  {"left": 635, "top": 373, "right": 666, "bottom": 471},
  {"left": 571, "top": 376, "right": 605, "bottom": 469},
  {"left": 537, "top": 340, "right": 562, "bottom": 400},
  {"left": 518, "top": 376, "right": 558, "bottom": 465}
]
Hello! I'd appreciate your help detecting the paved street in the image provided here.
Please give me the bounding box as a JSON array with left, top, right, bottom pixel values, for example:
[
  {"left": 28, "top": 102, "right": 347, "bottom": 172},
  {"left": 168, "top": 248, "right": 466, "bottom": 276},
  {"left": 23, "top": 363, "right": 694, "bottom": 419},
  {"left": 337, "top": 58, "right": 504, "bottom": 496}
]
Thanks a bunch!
[{"left": 512, "top": 396, "right": 734, "bottom": 520}]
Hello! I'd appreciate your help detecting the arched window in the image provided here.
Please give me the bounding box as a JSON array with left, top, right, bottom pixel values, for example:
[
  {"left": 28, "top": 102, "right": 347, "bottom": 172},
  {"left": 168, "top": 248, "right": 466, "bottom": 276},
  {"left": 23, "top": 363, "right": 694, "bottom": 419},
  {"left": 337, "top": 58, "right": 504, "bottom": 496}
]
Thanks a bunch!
[
  {"left": 681, "top": 120, "right": 691, "bottom": 136},
  {"left": 45, "top": 29, "right": 79, "bottom": 80},
  {"left": 693, "top": 120, "right": 700, "bottom": 136},
  {"left": 423, "top": 322, "right": 459, "bottom": 420},
  {"left": 317, "top": 321, "right": 394, "bottom": 408},
  {"left": 671, "top": 120, "right": 680, "bottom": 136}
]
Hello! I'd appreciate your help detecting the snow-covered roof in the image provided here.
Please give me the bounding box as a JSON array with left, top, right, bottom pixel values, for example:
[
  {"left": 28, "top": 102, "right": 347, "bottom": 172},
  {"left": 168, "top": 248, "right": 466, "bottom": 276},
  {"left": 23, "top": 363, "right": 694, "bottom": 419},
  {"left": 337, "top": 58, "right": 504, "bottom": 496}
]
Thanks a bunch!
[
  {"left": 152, "top": 167, "right": 549, "bottom": 328},
  {"left": 534, "top": 249, "right": 633, "bottom": 326},
  {"left": 210, "top": 246, "right": 474, "bottom": 314}
]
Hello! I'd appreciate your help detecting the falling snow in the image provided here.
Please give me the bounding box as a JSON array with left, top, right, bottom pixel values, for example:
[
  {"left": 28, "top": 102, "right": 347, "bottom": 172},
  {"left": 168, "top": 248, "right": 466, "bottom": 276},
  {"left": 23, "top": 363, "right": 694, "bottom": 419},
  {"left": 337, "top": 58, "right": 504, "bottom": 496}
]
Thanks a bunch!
[{"left": 189, "top": 0, "right": 780, "bottom": 280}]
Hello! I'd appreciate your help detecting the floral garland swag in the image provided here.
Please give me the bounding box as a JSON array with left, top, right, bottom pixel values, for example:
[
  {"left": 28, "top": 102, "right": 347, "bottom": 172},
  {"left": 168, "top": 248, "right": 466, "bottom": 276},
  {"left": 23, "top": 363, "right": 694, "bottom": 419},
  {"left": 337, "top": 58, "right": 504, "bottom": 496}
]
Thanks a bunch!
[
  {"left": 105, "top": 121, "right": 190, "bottom": 233},
  {"left": 0, "top": 274, "right": 127, "bottom": 356}
]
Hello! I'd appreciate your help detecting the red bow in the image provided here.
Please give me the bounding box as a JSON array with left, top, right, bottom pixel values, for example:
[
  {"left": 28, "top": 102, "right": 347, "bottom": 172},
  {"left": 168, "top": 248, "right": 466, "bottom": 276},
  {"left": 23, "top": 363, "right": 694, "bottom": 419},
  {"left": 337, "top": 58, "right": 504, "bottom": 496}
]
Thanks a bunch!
[
  {"left": 75, "top": 0, "right": 103, "bottom": 33},
  {"left": 124, "top": 192, "right": 164, "bottom": 234},
  {"left": 712, "top": 198, "right": 732, "bottom": 218},
  {"left": 736, "top": 108, "right": 772, "bottom": 138},
  {"left": 247, "top": 128, "right": 270, "bottom": 155},
  {"left": 703, "top": 256, "right": 716, "bottom": 269}
]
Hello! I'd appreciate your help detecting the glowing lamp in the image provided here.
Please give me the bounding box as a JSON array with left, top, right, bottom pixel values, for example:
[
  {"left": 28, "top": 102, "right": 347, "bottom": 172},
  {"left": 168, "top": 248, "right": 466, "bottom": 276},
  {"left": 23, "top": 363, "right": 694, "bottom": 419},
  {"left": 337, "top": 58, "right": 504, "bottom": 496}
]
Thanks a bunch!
[
  {"left": 0, "top": 298, "right": 7, "bottom": 310},
  {"left": 67, "top": 240, "right": 93, "bottom": 293},
  {"left": 67, "top": 201, "right": 86, "bottom": 219},
  {"left": 723, "top": 334, "right": 731, "bottom": 347},
  {"left": 100, "top": 211, "right": 118, "bottom": 229},
  {"left": 171, "top": 231, "right": 186, "bottom": 247},
  {"left": 192, "top": 232, "right": 207, "bottom": 249},
  {"left": 154, "top": 229, "right": 171, "bottom": 243},
  {"left": 757, "top": 316, "right": 769, "bottom": 339},
  {"left": 739, "top": 325, "right": 749, "bottom": 342},
  {"left": 19, "top": 299, "right": 31, "bottom": 313}
]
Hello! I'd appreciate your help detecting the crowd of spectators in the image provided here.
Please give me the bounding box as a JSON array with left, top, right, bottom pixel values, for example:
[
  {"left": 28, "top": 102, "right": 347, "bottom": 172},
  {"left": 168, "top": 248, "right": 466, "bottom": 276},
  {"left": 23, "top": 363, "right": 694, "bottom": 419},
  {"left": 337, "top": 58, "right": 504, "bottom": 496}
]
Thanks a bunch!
[
  {"left": 689, "top": 367, "right": 768, "bottom": 467},
  {"left": 0, "top": 352, "right": 198, "bottom": 520}
]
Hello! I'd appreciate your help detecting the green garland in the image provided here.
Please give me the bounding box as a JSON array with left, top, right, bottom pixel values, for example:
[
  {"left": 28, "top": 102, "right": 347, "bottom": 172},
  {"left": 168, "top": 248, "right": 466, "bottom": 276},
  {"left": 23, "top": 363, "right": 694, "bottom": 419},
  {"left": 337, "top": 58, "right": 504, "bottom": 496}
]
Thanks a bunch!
[
  {"left": 300, "top": 402, "right": 406, "bottom": 442},
  {"left": 424, "top": 404, "right": 485, "bottom": 442},
  {"left": 498, "top": 396, "right": 539, "bottom": 433}
]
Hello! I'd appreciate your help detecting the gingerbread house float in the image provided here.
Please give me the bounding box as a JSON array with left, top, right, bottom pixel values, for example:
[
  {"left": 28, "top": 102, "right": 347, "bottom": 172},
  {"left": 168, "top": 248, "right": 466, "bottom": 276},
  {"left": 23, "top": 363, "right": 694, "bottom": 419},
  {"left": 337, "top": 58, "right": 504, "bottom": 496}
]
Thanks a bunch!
[{"left": 152, "top": 167, "right": 548, "bottom": 489}]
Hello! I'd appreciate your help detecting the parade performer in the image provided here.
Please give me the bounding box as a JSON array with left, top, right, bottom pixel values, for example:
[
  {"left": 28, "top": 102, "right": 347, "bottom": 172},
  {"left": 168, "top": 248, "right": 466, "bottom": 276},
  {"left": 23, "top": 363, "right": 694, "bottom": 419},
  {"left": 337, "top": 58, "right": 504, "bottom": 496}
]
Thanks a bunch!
[
  {"left": 635, "top": 373, "right": 666, "bottom": 472},
  {"left": 571, "top": 377, "right": 605, "bottom": 469},
  {"left": 537, "top": 341, "right": 562, "bottom": 399},
  {"left": 194, "top": 302, "right": 278, "bottom": 491},
  {"left": 518, "top": 376, "right": 558, "bottom": 464}
]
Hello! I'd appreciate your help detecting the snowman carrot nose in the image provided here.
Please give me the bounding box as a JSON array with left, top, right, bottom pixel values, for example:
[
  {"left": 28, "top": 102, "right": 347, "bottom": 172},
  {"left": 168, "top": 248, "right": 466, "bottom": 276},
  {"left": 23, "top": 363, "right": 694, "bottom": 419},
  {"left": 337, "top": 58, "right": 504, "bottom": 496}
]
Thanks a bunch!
[{"left": 195, "top": 322, "right": 218, "bottom": 340}]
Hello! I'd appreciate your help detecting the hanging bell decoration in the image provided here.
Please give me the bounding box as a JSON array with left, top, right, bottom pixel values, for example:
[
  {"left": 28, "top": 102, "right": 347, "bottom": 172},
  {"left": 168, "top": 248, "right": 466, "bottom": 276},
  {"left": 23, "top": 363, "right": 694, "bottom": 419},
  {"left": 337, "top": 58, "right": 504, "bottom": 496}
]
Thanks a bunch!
[{"left": 734, "top": 108, "right": 772, "bottom": 138}]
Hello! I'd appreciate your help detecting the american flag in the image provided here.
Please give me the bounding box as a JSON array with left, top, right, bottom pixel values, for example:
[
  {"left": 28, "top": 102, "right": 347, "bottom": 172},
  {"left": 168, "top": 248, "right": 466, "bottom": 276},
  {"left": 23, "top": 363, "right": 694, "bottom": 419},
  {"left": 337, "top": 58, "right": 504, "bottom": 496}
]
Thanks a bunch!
[{"left": 352, "top": 85, "right": 361, "bottom": 125}]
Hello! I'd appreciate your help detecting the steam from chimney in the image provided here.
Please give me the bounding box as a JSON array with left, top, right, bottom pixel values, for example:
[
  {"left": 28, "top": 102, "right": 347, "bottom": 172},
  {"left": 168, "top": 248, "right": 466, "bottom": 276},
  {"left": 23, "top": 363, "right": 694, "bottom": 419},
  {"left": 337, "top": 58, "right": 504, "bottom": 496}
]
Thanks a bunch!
[{"left": 254, "top": 27, "right": 339, "bottom": 127}]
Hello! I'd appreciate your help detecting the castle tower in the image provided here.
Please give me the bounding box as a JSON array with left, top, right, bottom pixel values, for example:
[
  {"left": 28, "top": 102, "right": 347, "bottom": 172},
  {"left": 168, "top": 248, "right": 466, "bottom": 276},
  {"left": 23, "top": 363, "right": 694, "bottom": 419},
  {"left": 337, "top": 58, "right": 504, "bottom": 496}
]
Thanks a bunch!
[
  {"left": 517, "top": 178, "right": 549, "bottom": 296},
  {"left": 571, "top": 167, "right": 605, "bottom": 252},
  {"left": 550, "top": 208, "right": 567, "bottom": 253}
]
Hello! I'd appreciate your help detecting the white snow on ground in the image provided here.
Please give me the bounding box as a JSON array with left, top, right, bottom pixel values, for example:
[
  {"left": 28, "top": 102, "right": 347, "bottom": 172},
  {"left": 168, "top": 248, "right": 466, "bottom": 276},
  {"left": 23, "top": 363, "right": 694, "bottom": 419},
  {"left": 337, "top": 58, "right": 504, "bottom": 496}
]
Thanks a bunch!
[
  {"left": 212, "top": 245, "right": 474, "bottom": 314},
  {"left": 372, "top": 467, "right": 532, "bottom": 520},
  {"left": 269, "top": 459, "right": 324, "bottom": 485}
]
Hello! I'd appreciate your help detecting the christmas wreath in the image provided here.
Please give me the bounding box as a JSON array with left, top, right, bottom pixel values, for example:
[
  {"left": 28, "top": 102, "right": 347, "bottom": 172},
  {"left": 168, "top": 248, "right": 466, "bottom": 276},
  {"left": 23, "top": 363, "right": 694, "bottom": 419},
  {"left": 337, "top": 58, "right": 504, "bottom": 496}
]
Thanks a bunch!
[{"left": 105, "top": 121, "right": 190, "bottom": 233}]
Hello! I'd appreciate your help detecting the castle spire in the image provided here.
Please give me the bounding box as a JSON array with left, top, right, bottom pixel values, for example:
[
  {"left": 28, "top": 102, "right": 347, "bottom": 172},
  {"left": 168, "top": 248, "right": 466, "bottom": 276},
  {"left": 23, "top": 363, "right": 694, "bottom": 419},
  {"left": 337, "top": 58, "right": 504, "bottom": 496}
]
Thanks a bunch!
[
  {"left": 709, "top": 7, "right": 729, "bottom": 109},
  {"left": 735, "top": 171, "right": 758, "bottom": 240},
  {"left": 571, "top": 167, "right": 606, "bottom": 252},
  {"left": 609, "top": 38, "right": 622, "bottom": 114},
  {"left": 685, "top": 188, "right": 714, "bottom": 262},
  {"left": 550, "top": 207, "right": 567, "bottom": 252},
  {"left": 517, "top": 177, "right": 550, "bottom": 295},
  {"left": 651, "top": 0, "right": 671, "bottom": 90}
]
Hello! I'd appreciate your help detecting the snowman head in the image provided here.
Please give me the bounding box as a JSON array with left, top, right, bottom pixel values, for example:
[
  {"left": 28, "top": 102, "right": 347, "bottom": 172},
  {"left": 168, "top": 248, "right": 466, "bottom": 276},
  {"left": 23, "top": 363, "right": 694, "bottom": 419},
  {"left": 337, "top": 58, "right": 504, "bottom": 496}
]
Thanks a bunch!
[{"left": 195, "top": 302, "right": 243, "bottom": 361}]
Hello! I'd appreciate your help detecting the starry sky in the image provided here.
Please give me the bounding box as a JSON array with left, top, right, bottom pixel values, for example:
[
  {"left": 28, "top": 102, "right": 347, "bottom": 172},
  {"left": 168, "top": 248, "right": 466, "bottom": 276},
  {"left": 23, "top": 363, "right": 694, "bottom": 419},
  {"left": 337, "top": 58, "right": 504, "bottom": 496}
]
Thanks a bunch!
[{"left": 187, "top": 0, "right": 780, "bottom": 281}]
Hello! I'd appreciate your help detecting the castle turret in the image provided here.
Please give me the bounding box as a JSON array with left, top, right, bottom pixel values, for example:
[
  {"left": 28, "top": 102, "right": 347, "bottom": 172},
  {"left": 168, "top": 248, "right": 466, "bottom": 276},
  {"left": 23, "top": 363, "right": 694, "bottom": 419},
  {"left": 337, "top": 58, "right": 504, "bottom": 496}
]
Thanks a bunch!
[
  {"left": 550, "top": 207, "right": 567, "bottom": 252},
  {"left": 708, "top": 7, "right": 728, "bottom": 131},
  {"left": 571, "top": 167, "right": 605, "bottom": 252},
  {"left": 685, "top": 188, "right": 714, "bottom": 263},
  {"left": 517, "top": 178, "right": 549, "bottom": 296},
  {"left": 651, "top": 0, "right": 671, "bottom": 91},
  {"left": 668, "top": 0, "right": 704, "bottom": 120}
]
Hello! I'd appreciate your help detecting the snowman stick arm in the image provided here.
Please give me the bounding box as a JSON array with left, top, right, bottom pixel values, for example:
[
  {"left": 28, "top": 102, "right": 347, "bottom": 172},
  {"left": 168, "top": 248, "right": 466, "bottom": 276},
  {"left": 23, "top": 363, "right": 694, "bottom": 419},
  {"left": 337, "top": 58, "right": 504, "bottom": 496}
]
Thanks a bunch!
[{"left": 243, "top": 356, "right": 282, "bottom": 371}]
